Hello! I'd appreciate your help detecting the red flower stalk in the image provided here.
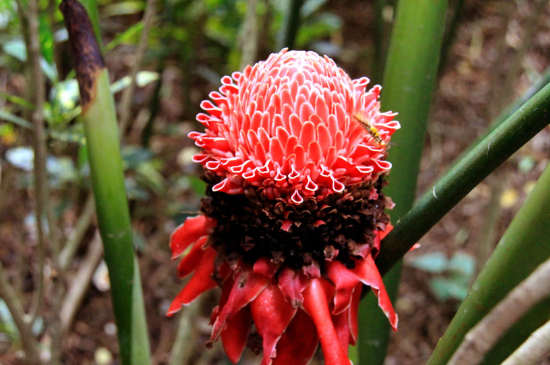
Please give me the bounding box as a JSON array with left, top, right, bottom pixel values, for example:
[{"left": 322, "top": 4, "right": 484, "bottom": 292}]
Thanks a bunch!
[{"left": 168, "top": 49, "right": 400, "bottom": 365}]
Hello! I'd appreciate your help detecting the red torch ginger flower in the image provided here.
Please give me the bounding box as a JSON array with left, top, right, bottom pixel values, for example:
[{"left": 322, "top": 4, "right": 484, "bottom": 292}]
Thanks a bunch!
[{"left": 169, "top": 49, "right": 400, "bottom": 365}]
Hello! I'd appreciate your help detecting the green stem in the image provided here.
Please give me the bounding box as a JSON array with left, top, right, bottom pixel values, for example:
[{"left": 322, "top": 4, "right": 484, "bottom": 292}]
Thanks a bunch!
[
  {"left": 372, "top": 0, "right": 386, "bottom": 85},
  {"left": 376, "top": 81, "right": 550, "bottom": 277},
  {"left": 358, "top": 261, "right": 402, "bottom": 365},
  {"left": 427, "top": 160, "right": 550, "bottom": 365},
  {"left": 60, "top": 1, "right": 151, "bottom": 363},
  {"left": 358, "top": 0, "right": 448, "bottom": 364},
  {"left": 276, "top": 0, "right": 303, "bottom": 50}
]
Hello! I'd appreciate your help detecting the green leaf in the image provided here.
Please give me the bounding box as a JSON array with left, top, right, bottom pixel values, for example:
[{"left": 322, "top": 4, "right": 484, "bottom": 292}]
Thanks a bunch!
[
  {"left": 2, "top": 39, "right": 26, "bottom": 61},
  {"left": 39, "top": 12, "right": 55, "bottom": 64},
  {"left": 430, "top": 277, "right": 469, "bottom": 301},
  {"left": 0, "top": 92, "right": 35, "bottom": 110},
  {"left": 0, "top": 110, "right": 33, "bottom": 129},
  {"left": 102, "top": 1, "right": 146, "bottom": 17},
  {"left": 110, "top": 71, "right": 160, "bottom": 94},
  {"left": 408, "top": 252, "right": 449, "bottom": 274},
  {"left": 105, "top": 22, "right": 144, "bottom": 51}
]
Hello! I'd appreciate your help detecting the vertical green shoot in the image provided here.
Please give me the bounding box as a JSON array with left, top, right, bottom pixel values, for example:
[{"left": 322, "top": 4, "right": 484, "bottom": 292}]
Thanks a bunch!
[
  {"left": 358, "top": 0, "right": 449, "bottom": 364},
  {"left": 60, "top": 1, "right": 151, "bottom": 364}
]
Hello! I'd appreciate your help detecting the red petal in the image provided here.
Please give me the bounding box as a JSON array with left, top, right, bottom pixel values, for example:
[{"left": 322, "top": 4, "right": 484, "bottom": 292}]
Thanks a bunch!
[
  {"left": 167, "top": 247, "right": 217, "bottom": 316},
  {"left": 349, "top": 284, "right": 362, "bottom": 345},
  {"left": 281, "top": 220, "right": 292, "bottom": 232},
  {"left": 170, "top": 215, "right": 215, "bottom": 259},
  {"left": 331, "top": 310, "right": 350, "bottom": 358},
  {"left": 326, "top": 260, "right": 359, "bottom": 315},
  {"left": 269, "top": 137, "right": 285, "bottom": 165},
  {"left": 272, "top": 309, "right": 318, "bottom": 365},
  {"left": 250, "top": 284, "right": 297, "bottom": 365},
  {"left": 299, "top": 121, "right": 315, "bottom": 148},
  {"left": 317, "top": 123, "right": 332, "bottom": 155},
  {"left": 221, "top": 306, "right": 252, "bottom": 363},
  {"left": 302, "top": 278, "right": 349, "bottom": 365},
  {"left": 351, "top": 255, "right": 398, "bottom": 330},
  {"left": 253, "top": 257, "right": 279, "bottom": 278},
  {"left": 278, "top": 267, "right": 309, "bottom": 307},
  {"left": 209, "top": 267, "right": 270, "bottom": 343},
  {"left": 308, "top": 141, "right": 322, "bottom": 164},
  {"left": 176, "top": 236, "right": 207, "bottom": 278}
]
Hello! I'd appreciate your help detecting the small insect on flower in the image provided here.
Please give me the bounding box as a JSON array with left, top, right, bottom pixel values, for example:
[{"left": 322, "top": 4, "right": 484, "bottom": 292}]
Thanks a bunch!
[{"left": 353, "top": 113, "right": 386, "bottom": 146}]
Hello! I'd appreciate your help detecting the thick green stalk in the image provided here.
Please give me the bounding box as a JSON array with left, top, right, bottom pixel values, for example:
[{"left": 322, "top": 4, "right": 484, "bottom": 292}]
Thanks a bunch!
[
  {"left": 375, "top": 82, "right": 550, "bottom": 277},
  {"left": 276, "top": 0, "right": 303, "bottom": 50},
  {"left": 371, "top": 0, "right": 386, "bottom": 85},
  {"left": 358, "top": 261, "right": 402, "bottom": 365},
  {"left": 358, "top": 1, "right": 448, "bottom": 364},
  {"left": 60, "top": 1, "right": 151, "bottom": 364},
  {"left": 427, "top": 161, "right": 550, "bottom": 365}
]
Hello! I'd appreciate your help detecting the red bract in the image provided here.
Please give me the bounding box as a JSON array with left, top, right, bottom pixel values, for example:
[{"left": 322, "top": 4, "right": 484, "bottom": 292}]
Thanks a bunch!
[{"left": 169, "top": 49, "right": 400, "bottom": 365}]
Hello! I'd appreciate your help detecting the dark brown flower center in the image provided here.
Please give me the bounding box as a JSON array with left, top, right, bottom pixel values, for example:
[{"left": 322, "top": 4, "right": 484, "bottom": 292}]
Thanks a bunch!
[{"left": 201, "top": 171, "right": 390, "bottom": 274}]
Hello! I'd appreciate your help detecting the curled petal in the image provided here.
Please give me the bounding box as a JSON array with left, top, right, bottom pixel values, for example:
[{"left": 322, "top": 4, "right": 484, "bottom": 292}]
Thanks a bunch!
[
  {"left": 170, "top": 215, "right": 216, "bottom": 259},
  {"left": 177, "top": 236, "right": 207, "bottom": 278},
  {"left": 212, "top": 178, "right": 245, "bottom": 194},
  {"left": 167, "top": 247, "right": 217, "bottom": 315},
  {"left": 326, "top": 260, "right": 359, "bottom": 314},
  {"left": 351, "top": 255, "right": 398, "bottom": 330},
  {"left": 250, "top": 284, "right": 297, "bottom": 365},
  {"left": 278, "top": 267, "right": 309, "bottom": 307},
  {"left": 302, "top": 278, "right": 349, "bottom": 365},
  {"left": 209, "top": 267, "right": 270, "bottom": 343},
  {"left": 331, "top": 310, "right": 350, "bottom": 358},
  {"left": 349, "top": 284, "right": 362, "bottom": 345},
  {"left": 272, "top": 309, "right": 318, "bottom": 365},
  {"left": 221, "top": 306, "right": 252, "bottom": 363},
  {"left": 253, "top": 257, "right": 280, "bottom": 278}
]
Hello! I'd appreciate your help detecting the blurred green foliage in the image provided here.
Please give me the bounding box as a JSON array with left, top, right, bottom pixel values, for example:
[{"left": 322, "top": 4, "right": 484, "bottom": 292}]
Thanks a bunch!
[{"left": 408, "top": 251, "right": 476, "bottom": 301}]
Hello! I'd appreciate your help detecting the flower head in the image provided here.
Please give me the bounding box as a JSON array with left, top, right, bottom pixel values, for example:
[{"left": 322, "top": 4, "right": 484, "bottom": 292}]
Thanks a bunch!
[
  {"left": 169, "top": 49, "right": 400, "bottom": 365},
  {"left": 190, "top": 49, "right": 399, "bottom": 204}
]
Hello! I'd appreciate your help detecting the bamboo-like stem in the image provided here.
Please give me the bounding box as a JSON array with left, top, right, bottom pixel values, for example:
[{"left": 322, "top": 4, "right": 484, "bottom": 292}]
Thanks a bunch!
[
  {"left": 60, "top": 1, "right": 151, "bottom": 363},
  {"left": 372, "top": 0, "right": 386, "bottom": 85},
  {"left": 474, "top": 173, "right": 504, "bottom": 278},
  {"left": 358, "top": 0, "right": 448, "bottom": 363},
  {"left": 501, "top": 319, "right": 550, "bottom": 365},
  {"left": 437, "top": 0, "right": 465, "bottom": 75},
  {"left": 27, "top": 0, "right": 49, "bottom": 328},
  {"left": 276, "top": 0, "right": 303, "bottom": 50},
  {"left": 486, "top": 1, "right": 515, "bottom": 120},
  {"left": 376, "top": 82, "right": 550, "bottom": 277},
  {"left": 495, "top": 0, "right": 545, "bottom": 116},
  {"left": 0, "top": 261, "right": 40, "bottom": 364},
  {"left": 426, "top": 159, "right": 550, "bottom": 365},
  {"left": 448, "top": 256, "right": 550, "bottom": 365},
  {"left": 58, "top": 194, "right": 96, "bottom": 271},
  {"left": 118, "top": 0, "right": 157, "bottom": 135},
  {"left": 28, "top": 1, "right": 64, "bottom": 362},
  {"left": 239, "top": 0, "right": 260, "bottom": 70}
]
